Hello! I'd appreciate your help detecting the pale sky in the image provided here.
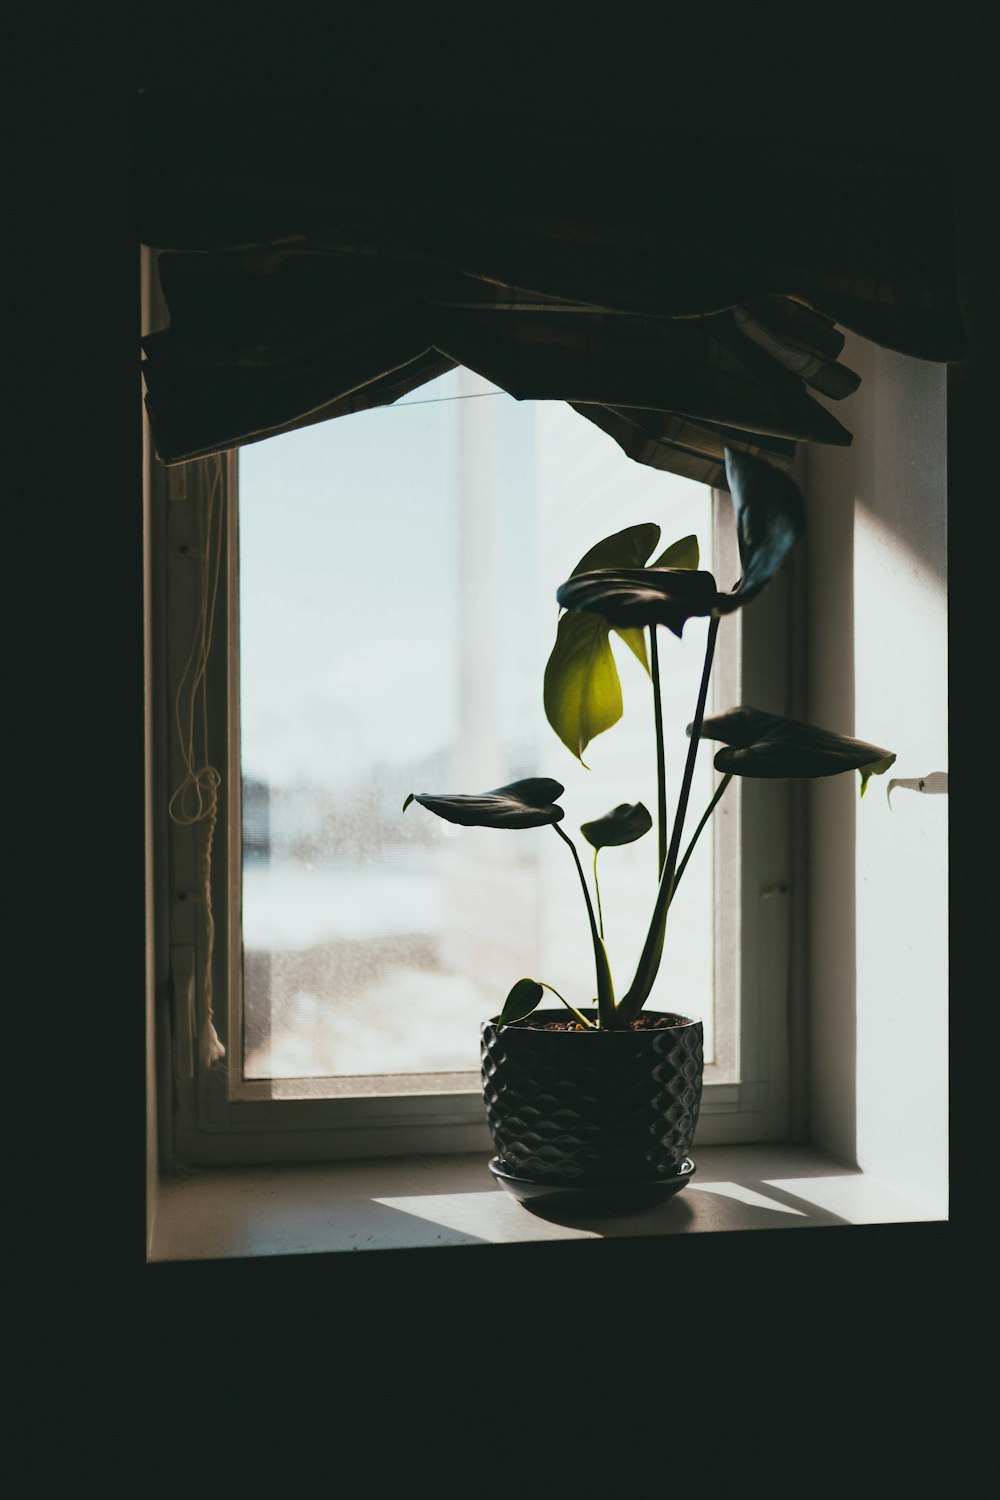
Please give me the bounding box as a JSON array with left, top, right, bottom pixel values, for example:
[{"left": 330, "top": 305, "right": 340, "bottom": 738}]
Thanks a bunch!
[{"left": 238, "top": 369, "right": 712, "bottom": 791}]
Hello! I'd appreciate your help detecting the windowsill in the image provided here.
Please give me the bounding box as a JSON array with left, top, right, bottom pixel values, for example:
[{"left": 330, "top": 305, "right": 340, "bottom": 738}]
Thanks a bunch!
[{"left": 147, "top": 1142, "right": 942, "bottom": 1264}]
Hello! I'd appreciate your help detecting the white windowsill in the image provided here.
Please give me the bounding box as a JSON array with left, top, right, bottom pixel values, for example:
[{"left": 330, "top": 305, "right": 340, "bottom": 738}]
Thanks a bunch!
[{"left": 147, "top": 1143, "right": 942, "bottom": 1264}]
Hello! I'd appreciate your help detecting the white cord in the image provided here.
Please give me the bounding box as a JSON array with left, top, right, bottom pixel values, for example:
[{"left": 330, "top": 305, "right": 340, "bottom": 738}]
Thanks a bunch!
[{"left": 167, "top": 453, "right": 227, "bottom": 1068}]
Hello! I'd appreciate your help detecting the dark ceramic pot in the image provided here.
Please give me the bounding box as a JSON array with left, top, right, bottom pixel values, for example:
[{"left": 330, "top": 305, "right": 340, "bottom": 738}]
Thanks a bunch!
[{"left": 481, "top": 1009, "right": 703, "bottom": 1211}]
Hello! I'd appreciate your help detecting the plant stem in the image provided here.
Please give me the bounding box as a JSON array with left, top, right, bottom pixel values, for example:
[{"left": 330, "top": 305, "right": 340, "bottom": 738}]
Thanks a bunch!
[
  {"left": 651, "top": 625, "right": 667, "bottom": 877},
  {"left": 593, "top": 849, "right": 604, "bottom": 939},
  {"left": 538, "top": 981, "right": 596, "bottom": 1028},
  {"left": 669, "top": 773, "right": 733, "bottom": 904},
  {"left": 552, "top": 822, "right": 617, "bottom": 1028},
  {"left": 618, "top": 614, "right": 721, "bottom": 1021}
]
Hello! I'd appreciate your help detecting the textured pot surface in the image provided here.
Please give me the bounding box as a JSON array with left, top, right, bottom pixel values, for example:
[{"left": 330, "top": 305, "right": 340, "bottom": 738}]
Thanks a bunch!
[{"left": 481, "top": 1010, "right": 703, "bottom": 1184}]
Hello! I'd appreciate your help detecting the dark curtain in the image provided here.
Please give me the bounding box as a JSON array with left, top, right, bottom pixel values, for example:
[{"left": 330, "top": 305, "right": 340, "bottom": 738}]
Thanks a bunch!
[{"left": 132, "top": 94, "right": 966, "bottom": 483}]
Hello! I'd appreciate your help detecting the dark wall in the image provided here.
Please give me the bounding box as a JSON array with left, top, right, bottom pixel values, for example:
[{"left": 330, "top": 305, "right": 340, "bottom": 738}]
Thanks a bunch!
[
  {"left": 22, "top": 9, "right": 992, "bottom": 1482},
  {"left": 100, "top": 4, "right": 1000, "bottom": 147}
]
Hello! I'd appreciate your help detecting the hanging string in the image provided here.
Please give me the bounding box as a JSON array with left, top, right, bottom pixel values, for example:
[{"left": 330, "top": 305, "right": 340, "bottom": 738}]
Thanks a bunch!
[
  {"left": 164, "top": 386, "right": 499, "bottom": 1071},
  {"left": 168, "top": 453, "right": 227, "bottom": 1069},
  {"left": 392, "top": 389, "right": 504, "bottom": 408}
]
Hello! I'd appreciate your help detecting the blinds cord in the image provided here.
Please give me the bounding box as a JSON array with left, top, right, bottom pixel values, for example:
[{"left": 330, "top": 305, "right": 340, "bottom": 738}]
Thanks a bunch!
[{"left": 167, "top": 453, "right": 227, "bottom": 1070}]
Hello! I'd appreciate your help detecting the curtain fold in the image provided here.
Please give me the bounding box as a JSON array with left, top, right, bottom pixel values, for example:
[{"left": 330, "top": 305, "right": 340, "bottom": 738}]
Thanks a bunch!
[{"left": 133, "top": 93, "right": 966, "bottom": 480}]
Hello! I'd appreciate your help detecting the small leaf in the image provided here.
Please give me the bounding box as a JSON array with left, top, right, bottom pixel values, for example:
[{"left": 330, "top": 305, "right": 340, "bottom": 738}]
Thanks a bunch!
[
  {"left": 404, "top": 777, "right": 566, "bottom": 828},
  {"left": 498, "top": 978, "right": 544, "bottom": 1025},
  {"left": 580, "top": 801, "right": 653, "bottom": 849}
]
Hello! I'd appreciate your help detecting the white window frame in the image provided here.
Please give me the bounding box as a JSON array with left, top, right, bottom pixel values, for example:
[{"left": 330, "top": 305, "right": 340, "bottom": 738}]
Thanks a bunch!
[{"left": 145, "top": 248, "right": 798, "bottom": 1169}]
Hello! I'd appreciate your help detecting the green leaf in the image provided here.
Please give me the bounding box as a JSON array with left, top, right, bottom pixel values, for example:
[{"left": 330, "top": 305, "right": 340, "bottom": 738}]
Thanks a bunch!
[
  {"left": 610, "top": 536, "right": 699, "bottom": 672},
  {"left": 498, "top": 978, "right": 545, "bottom": 1025},
  {"left": 570, "top": 522, "right": 661, "bottom": 576},
  {"left": 859, "top": 754, "right": 896, "bottom": 797},
  {"left": 555, "top": 566, "right": 720, "bottom": 638},
  {"left": 553, "top": 454, "right": 805, "bottom": 640},
  {"left": 580, "top": 801, "right": 653, "bottom": 849},
  {"left": 403, "top": 777, "right": 566, "bottom": 828},
  {"left": 651, "top": 533, "right": 700, "bottom": 570},
  {"left": 612, "top": 625, "right": 651, "bottom": 675},
  {"left": 716, "top": 448, "right": 806, "bottom": 612},
  {"left": 568, "top": 522, "right": 664, "bottom": 679},
  {"left": 545, "top": 525, "right": 704, "bottom": 756},
  {"left": 700, "top": 706, "right": 896, "bottom": 781},
  {"left": 543, "top": 610, "right": 624, "bottom": 764}
]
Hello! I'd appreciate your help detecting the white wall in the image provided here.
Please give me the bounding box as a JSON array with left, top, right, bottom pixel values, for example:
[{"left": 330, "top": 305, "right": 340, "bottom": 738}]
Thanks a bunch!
[{"left": 804, "top": 335, "right": 948, "bottom": 1216}]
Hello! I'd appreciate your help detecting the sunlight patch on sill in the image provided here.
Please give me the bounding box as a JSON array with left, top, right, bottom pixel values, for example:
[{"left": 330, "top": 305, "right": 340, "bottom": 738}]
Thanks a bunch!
[
  {"left": 148, "top": 1146, "right": 942, "bottom": 1263},
  {"left": 763, "top": 1175, "right": 941, "bottom": 1225},
  {"left": 686, "top": 1181, "right": 807, "bottom": 1216}
]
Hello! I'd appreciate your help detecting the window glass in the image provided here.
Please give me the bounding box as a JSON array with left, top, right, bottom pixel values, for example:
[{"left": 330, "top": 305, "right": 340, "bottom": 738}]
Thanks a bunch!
[{"left": 237, "top": 368, "right": 716, "bottom": 1083}]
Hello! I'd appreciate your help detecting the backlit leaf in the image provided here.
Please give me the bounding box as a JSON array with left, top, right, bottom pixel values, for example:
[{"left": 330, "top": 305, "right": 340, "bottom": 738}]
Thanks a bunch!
[
  {"left": 700, "top": 706, "right": 895, "bottom": 782},
  {"left": 651, "top": 533, "right": 700, "bottom": 570},
  {"left": 546, "top": 526, "right": 706, "bottom": 756},
  {"left": 580, "top": 801, "right": 653, "bottom": 849},
  {"left": 716, "top": 447, "right": 806, "bottom": 611},
  {"left": 555, "top": 566, "right": 719, "bottom": 637},
  {"left": 859, "top": 754, "right": 896, "bottom": 797},
  {"left": 498, "top": 978, "right": 544, "bottom": 1025},
  {"left": 570, "top": 522, "right": 662, "bottom": 576},
  {"left": 403, "top": 777, "right": 565, "bottom": 828},
  {"left": 543, "top": 611, "right": 623, "bottom": 764}
]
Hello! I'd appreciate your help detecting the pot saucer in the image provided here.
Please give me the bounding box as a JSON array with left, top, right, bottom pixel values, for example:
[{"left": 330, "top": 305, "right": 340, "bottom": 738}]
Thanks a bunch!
[{"left": 488, "top": 1156, "right": 695, "bottom": 1218}]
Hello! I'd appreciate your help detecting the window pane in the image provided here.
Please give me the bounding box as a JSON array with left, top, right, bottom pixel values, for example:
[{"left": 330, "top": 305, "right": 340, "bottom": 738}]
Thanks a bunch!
[{"left": 238, "top": 369, "right": 716, "bottom": 1081}]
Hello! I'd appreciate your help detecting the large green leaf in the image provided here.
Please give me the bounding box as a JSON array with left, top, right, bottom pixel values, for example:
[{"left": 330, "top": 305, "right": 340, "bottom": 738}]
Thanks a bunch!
[
  {"left": 652, "top": 534, "right": 700, "bottom": 570},
  {"left": 402, "top": 777, "right": 565, "bottom": 828},
  {"left": 544, "top": 611, "right": 624, "bottom": 764},
  {"left": 699, "top": 706, "right": 896, "bottom": 784},
  {"left": 571, "top": 522, "right": 662, "bottom": 676},
  {"left": 554, "top": 451, "right": 805, "bottom": 637},
  {"left": 555, "top": 566, "right": 720, "bottom": 637},
  {"left": 618, "top": 534, "right": 699, "bottom": 668},
  {"left": 580, "top": 801, "right": 653, "bottom": 849},
  {"left": 545, "top": 526, "right": 703, "bottom": 760},
  {"left": 570, "top": 522, "right": 662, "bottom": 576},
  {"left": 544, "top": 522, "right": 661, "bottom": 762}
]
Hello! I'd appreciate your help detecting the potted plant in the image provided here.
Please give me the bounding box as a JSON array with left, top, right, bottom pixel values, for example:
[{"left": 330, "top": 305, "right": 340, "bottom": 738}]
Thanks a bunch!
[{"left": 404, "top": 447, "right": 895, "bottom": 1214}]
